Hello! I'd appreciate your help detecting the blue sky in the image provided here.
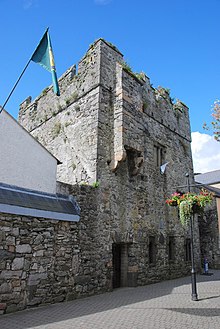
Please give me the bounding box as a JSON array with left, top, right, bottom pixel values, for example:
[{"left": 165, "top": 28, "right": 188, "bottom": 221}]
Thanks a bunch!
[{"left": 0, "top": 0, "right": 220, "bottom": 172}]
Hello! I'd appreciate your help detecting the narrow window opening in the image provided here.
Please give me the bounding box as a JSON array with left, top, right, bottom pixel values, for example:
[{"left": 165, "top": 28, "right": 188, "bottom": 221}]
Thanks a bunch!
[
  {"left": 154, "top": 144, "right": 165, "bottom": 168},
  {"left": 149, "top": 236, "right": 156, "bottom": 265},
  {"left": 168, "top": 236, "right": 175, "bottom": 261}
]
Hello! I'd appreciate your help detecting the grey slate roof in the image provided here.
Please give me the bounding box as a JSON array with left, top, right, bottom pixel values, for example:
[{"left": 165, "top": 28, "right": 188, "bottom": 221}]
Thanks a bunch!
[
  {"left": 0, "top": 183, "right": 80, "bottom": 221},
  {"left": 195, "top": 170, "right": 220, "bottom": 185}
]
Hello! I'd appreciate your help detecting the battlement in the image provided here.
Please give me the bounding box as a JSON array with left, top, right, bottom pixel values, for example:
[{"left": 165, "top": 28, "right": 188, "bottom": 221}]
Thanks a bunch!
[
  {"left": 18, "top": 39, "right": 192, "bottom": 188},
  {"left": 15, "top": 40, "right": 196, "bottom": 292},
  {"left": 19, "top": 38, "right": 190, "bottom": 138}
]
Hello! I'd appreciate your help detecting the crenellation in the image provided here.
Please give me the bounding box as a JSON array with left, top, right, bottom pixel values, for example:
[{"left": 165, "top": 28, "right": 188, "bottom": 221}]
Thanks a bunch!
[{"left": 0, "top": 38, "right": 202, "bottom": 314}]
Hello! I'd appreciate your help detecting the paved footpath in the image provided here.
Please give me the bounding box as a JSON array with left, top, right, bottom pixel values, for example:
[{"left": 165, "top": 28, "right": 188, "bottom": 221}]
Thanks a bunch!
[{"left": 1, "top": 270, "right": 220, "bottom": 329}]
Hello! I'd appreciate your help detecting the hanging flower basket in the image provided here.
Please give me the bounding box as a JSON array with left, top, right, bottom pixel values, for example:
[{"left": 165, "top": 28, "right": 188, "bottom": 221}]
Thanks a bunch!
[
  {"left": 165, "top": 192, "right": 180, "bottom": 207},
  {"left": 166, "top": 199, "right": 178, "bottom": 207},
  {"left": 166, "top": 189, "right": 213, "bottom": 226}
]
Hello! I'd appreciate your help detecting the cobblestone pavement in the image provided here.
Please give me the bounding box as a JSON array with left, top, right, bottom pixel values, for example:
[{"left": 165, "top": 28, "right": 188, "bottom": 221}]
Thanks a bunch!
[{"left": 1, "top": 270, "right": 220, "bottom": 329}]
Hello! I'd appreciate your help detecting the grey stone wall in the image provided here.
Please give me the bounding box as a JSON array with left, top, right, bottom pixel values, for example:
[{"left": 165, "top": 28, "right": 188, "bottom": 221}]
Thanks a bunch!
[
  {"left": 0, "top": 184, "right": 113, "bottom": 314},
  {"left": 13, "top": 38, "right": 202, "bottom": 312},
  {"left": 199, "top": 203, "right": 219, "bottom": 269},
  {"left": 94, "top": 40, "right": 198, "bottom": 283},
  {"left": 0, "top": 180, "right": 200, "bottom": 315}
]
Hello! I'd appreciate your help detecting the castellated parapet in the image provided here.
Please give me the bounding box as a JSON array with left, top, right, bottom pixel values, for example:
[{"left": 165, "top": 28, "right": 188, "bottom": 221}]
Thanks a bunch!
[
  {"left": 18, "top": 39, "right": 198, "bottom": 291},
  {"left": 19, "top": 38, "right": 192, "bottom": 186}
]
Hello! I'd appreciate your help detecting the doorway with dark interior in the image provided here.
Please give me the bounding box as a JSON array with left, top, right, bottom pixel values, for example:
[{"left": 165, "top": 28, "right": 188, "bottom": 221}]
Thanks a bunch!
[
  {"left": 112, "top": 243, "right": 121, "bottom": 288},
  {"left": 112, "top": 243, "right": 128, "bottom": 288}
]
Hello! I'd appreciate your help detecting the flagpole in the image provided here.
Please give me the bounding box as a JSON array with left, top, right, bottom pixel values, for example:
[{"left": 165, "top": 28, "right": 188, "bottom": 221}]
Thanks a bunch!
[
  {"left": 0, "top": 58, "right": 32, "bottom": 114},
  {"left": 0, "top": 28, "right": 49, "bottom": 115}
]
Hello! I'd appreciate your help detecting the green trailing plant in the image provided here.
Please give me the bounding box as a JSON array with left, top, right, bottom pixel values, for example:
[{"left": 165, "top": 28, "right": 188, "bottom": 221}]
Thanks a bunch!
[
  {"left": 120, "top": 60, "right": 132, "bottom": 73},
  {"left": 79, "top": 181, "right": 100, "bottom": 188},
  {"left": 179, "top": 201, "right": 192, "bottom": 226},
  {"left": 135, "top": 72, "right": 144, "bottom": 81},
  {"left": 157, "top": 86, "right": 170, "bottom": 96},
  {"left": 92, "top": 181, "right": 100, "bottom": 188},
  {"left": 166, "top": 190, "right": 213, "bottom": 226},
  {"left": 106, "top": 41, "right": 120, "bottom": 52}
]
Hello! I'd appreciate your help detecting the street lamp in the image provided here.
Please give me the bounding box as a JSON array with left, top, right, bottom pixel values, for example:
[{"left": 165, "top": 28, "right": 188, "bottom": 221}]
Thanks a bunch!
[{"left": 185, "top": 173, "right": 198, "bottom": 301}]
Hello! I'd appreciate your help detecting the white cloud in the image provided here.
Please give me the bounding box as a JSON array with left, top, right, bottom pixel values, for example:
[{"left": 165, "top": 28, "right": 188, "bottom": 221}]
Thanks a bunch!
[
  {"left": 191, "top": 132, "right": 220, "bottom": 173},
  {"left": 94, "top": 0, "right": 112, "bottom": 5},
  {"left": 23, "top": 0, "right": 38, "bottom": 10}
]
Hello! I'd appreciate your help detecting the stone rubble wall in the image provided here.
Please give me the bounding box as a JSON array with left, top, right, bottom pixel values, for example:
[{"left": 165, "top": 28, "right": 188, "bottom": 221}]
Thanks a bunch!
[
  {"left": 0, "top": 179, "right": 199, "bottom": 315},
  {"left": 10, "top": 38, "right": 203, "bottom": 314},
  {"left": 0, "top": 184, "right": 113, "bottom": 315},
  {"left": 94, "top": 40, "right": 199, "bottom": 284},
  {"left": 199, "top": 203, "right": 219, "bottom": 269}
]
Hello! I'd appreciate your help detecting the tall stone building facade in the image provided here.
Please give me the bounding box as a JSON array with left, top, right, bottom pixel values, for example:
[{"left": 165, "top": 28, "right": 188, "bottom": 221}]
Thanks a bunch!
[{"left": 18, "top": 39, "right": 198, "bottom": 290}]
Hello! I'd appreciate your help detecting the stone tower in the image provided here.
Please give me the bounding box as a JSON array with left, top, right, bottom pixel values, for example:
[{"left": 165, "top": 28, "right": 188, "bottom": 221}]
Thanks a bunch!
[{"left": 19, "top": 39, "right": 198, "bottom": 286}]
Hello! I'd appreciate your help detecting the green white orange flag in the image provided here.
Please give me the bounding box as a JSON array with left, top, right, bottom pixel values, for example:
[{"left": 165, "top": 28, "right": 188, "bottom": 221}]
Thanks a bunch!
[{"left": 31, "top": 29, "right": 60, "bottom": 96}]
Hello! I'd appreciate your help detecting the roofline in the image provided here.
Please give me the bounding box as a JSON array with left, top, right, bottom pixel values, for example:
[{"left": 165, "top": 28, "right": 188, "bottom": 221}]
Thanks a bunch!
[
  {"left": 0, "top": 182, "right": 64, "bottom": 199},
  {"left": 0, "top": 203, "right": 80, "bottom": 221},
  {"left": 0, "top": 181, "right": 80, "bottom": 221},
  {"left": 1, "top": 109, "right": 62, "bottom": 164},
  {"left": 195, "top": 179, "right": 220, "bottom": 185}
]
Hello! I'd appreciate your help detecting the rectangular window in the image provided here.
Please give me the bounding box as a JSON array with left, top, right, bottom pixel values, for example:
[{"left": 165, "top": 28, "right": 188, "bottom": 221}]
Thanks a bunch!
[
  {"left": 149, "top": 236, "right": 156, "bottom": 265},
  {"left": 168, "top": 236, "right": 175, "bottom": 261},
  {"left": 154, "top": 144, "right": 165, "bottom": 167},
  {"left": 185, "top": 238, "right": 191, "bottom": 262}
]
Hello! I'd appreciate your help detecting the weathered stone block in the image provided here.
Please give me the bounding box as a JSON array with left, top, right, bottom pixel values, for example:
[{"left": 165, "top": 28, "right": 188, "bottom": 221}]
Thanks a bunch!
[
  {"left": 0, "top": 250, "right": 15, "bottom": 261},
  {"left": 75, "top": 275, "right": 91, "bottom": 285},
  {"left": 28, "top": 273, "right": 48, "bottom": 286},
  {"left": 11, "top": 279, "right": 21, "bottom": 288},
  {"left": 0, "top": 282, "right": 11, "bottom": 293},
  {"left": 0, "top": 270, "right": 22, "bottom": 279},
  {"left": 16, "top": 244, "right": 32, "bottom": 253},
  {"left": 34, "top": 250, "right": 44, "bottom": 257},
  {"left": 6, "top": 236, "right": 15, "bottom": 245},
  {"left": 12, "top": 257, "right": 24, "bottom": 270},
  {"left": 11, "top": 228, "right": 19, "bottom": 236},
  {"left": 27, "top": 297, "right": 42, "bottom": 306},
  {"left": 31, "top": 263, "right": 38, "bottom": 270},
  {"left": 8, "top": 245, "right": 15, "bottom": 252}
]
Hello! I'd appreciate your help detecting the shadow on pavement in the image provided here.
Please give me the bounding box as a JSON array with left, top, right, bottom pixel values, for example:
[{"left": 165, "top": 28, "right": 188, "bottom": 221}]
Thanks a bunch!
[
  {"left": 165, "top": 307, "right": 220, "bottom": 317},
  {"left": 199, "top": 295, "right": 220, "bottom": 301},
  {"left": 0, "top": 270, "right": 219, "bottom": 329}
]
